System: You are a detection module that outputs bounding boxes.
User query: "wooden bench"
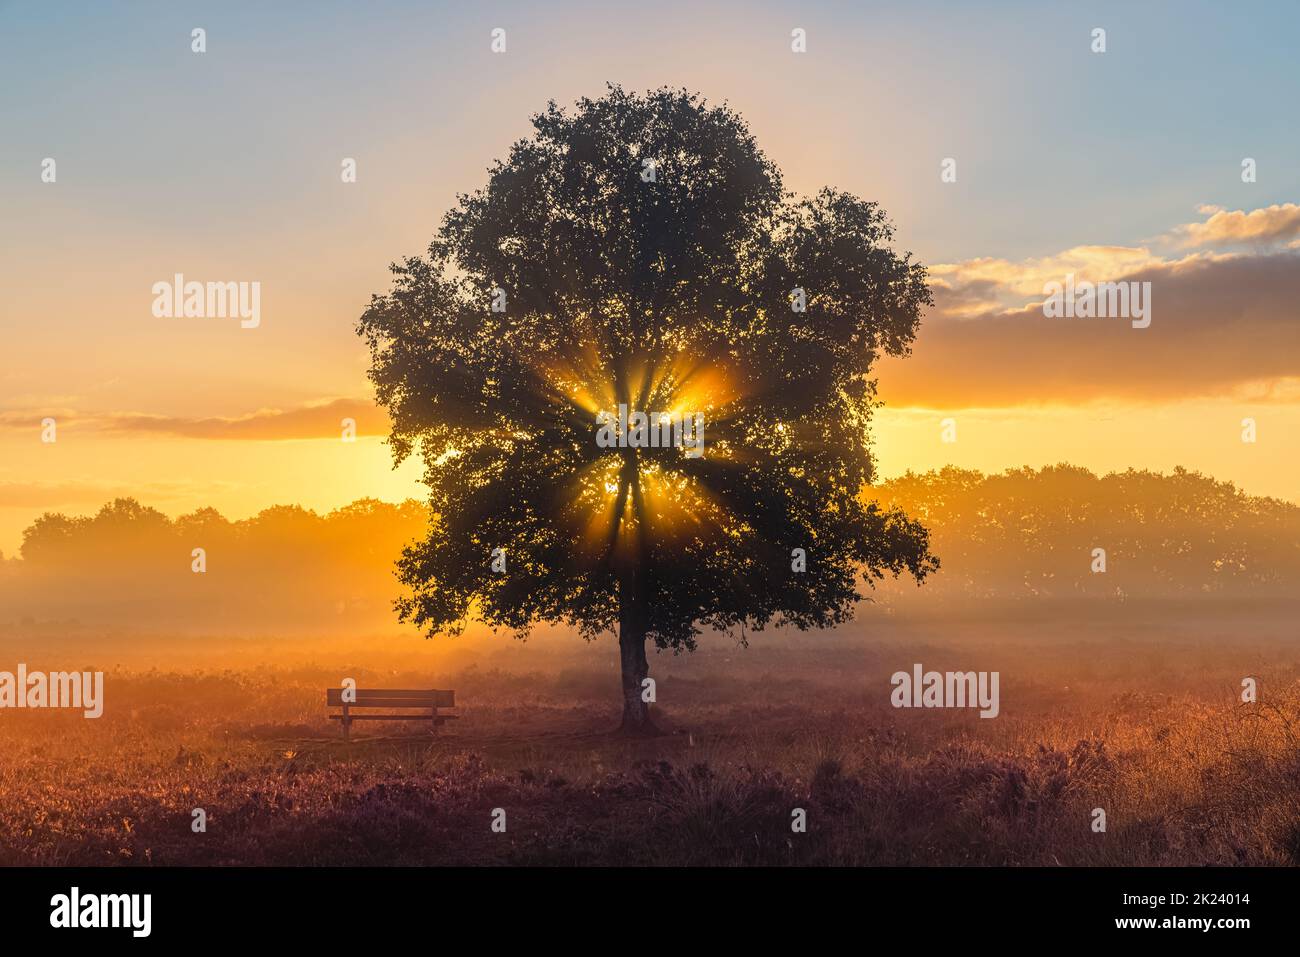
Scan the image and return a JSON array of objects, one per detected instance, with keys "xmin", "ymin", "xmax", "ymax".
[{"xmin": 326, "ymin": 688, "xmax": 457, "ymax": 740}]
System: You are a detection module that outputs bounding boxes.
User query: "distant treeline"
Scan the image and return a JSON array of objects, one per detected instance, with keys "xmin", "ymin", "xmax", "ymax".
[
  {"xmin": 871, "ymin": 465, "xmax": 1300, "ymax": 599},
  {"xmin": 0, "ymin": 498, "xmax": 429, "ymax": 633},
  {"xmin": 1, "ymin": 466, "xmax": 1296, "ymax": 632}
]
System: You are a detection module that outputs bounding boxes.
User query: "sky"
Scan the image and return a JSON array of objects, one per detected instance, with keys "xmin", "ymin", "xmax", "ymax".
[{"xmin": 1, "ymin": 0, "xmax": 1298, "ymax": 556}]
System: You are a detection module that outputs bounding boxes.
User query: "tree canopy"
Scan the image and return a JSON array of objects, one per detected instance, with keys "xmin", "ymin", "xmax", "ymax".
[{"xmin": 357, "ymin": 86, "xmax": 937, "ymax": 728}]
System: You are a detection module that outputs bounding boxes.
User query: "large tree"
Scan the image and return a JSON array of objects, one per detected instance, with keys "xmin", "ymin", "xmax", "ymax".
[{"xmin": 358, "ymin": 86, "xmax": 937, "ymax": 734}]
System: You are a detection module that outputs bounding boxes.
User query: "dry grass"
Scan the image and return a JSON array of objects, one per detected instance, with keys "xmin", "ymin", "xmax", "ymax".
[{"xmin": 1, "ymin": 609, "xmax": 1298, "ymax": 866}]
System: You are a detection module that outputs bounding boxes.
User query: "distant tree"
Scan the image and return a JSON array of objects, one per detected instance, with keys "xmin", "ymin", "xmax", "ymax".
[
  {"xmin": 358, "ymin": 86, "xmax": 938, "ymax": 732},
  {"xmin": 19, "ymin": 512, "xmax": 85, "ymax": 564}
]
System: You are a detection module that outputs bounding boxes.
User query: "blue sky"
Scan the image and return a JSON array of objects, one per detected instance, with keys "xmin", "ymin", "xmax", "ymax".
[{"xmin": 3, "ymin": 0, "xmax": 1298, "ymax": 266}]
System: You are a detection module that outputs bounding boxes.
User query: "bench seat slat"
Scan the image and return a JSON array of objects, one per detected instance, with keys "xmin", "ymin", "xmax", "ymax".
[
  {"xmin": 329, "ymin": 698, "xmax": 447, "ymax": 709},
  {"xmin": 326, "ymin": 689, "xmax": 454, "ymax": 707}
]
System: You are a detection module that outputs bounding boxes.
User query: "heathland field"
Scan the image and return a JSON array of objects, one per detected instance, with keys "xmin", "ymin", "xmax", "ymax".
[{"xmin": 2, "ymin": 600, "xmax": 1297, "ymax": 866}]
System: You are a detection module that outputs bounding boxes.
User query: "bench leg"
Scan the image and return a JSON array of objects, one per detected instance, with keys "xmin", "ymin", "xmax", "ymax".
[{"xmin": 342, "ymin": 704, "xmax": 351, "ymax": 742}]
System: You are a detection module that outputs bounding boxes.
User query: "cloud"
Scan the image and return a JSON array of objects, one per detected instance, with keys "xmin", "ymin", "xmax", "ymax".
[
  {"xmin": 877, "ymin": 204, "xmax": 1300, "ymax": 407},
  {"xmin": 1167, "ymin": 203, "xmax": 1300, "ymax": 249},
  {"xmin": 0, "ymin": 479, "xmax": 229, "ymax": 509},
  {"xmin": 931, "ymin": 245, "xmax": 1165, "ymax": 315},
  {"xmin": 928, "ymin": 206, "xmax": 1300, "ymax": 323},
  {"xmin": 879, "ymin": 250, "xmax": 1300, "ymax": 408},
  {"xmin": 0, "ymin": 398, "xmax": 385, "ymax": 440}
]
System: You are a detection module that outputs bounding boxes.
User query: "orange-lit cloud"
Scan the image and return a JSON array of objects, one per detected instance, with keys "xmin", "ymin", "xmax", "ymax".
[
  {"xmin": 930, "ymin": 245, "xmax": 1165, "ymax": 316},
  {"xmin": 0, "ymin": 398, "xmax": 385, "ymax": 441},
  {"xmin": 930, "ymin": 205, "xmax": 1300, "ymax": 323},
  {"xmin": 0, "ymin": 478, "xmax": 234, "ymax": 509},
  {"xmin": 1167, "ymin": 203, "xmax": 1300, "ymax": 248},
  {"xmin": 880, "ymin": 249, "xmax": 1300, "ymax": 408}
]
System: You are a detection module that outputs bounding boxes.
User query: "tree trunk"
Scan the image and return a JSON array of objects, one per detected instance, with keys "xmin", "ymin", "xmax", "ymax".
[
  {"xmin": 617, "ymin": 577, "xmax": 659, "ymax": 736},
  {"xmin": 614, "ymin": 437, "xmax": 660, "ymax": 736}
]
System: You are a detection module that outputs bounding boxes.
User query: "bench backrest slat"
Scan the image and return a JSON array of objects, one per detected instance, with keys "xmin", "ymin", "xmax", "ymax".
[{"xmin": 326, "ymin": 689, "xmax": 454, "ymax": 708}]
